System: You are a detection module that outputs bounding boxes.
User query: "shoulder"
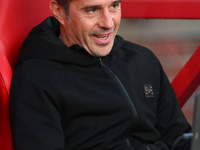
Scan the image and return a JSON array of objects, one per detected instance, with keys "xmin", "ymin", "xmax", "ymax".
[
  {"xmin": 119, "ymin": 39, "xmax": 161, "ymax": 66},
  {"xmin": 12, "ymin": 59, "xmax": 63, "ymax": 88},
  {"xmin": 123, "ymin": 40, "xmax": 155, "ymax": 56}
]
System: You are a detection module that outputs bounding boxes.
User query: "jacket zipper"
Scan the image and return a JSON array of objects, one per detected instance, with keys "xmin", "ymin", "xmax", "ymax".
[{"xmin": 97, "ymin": 58, "xmax": 138, "ymax": 124}]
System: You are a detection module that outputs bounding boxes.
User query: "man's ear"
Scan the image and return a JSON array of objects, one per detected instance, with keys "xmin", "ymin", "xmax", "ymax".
[{"xmin": 50, "ymin": 0, "xmax": 65, "ymax": 25}]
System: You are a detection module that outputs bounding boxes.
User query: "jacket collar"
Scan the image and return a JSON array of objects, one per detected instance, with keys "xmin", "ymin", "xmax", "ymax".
[{"xmin": 17, "ymin": 17, "xmax": 124, "ymax": 67}]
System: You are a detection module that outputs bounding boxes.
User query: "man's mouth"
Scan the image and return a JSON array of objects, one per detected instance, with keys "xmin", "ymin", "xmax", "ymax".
[
  {"xmin": 97, "ymin": 34, "xmax": 109, "ymax": 40},
  {"xmin": 92, "ymin": 32, "xmax": 112, "ymax": 45}
]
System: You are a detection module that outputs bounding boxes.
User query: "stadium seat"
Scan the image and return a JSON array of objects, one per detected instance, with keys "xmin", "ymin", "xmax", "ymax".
[{"xmin": 0, "ymin": 0, "xmax": 51, "ymax": 149}]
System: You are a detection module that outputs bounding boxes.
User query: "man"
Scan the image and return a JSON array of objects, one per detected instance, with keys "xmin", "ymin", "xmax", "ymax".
[{"xmin": 9, "ymin": 0, "xmax": 191, "ymax": 149}]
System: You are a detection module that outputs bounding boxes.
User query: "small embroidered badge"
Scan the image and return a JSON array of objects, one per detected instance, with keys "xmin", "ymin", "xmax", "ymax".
[{"xmin": 143, "ymin": 84, "xmax": 154, "ymax": 98}]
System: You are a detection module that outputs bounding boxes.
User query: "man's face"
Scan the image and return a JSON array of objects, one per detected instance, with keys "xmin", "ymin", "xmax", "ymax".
[{"xmin": 62, "ymin": 0, "xmax": 121, "ymax": 57}]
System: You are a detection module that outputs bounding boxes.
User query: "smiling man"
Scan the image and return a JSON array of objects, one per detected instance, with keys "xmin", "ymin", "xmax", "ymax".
[
  {"xmin": 52, "ymin": 0, "xmax": 121, "ymax": 56},
  {"xmin": 10, "ymin": 0, "xmax": 191, "ymax": 150}
]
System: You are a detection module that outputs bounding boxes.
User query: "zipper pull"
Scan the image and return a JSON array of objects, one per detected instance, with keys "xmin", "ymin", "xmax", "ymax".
[{"xmin": 97, "ymin": 58, "xmax": 106, "ymax": 69}]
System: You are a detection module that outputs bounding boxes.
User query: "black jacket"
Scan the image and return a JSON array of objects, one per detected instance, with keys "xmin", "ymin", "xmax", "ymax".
[{"xmin": 10, "ymin": 17, "xmax": 191, "ymax": 150}]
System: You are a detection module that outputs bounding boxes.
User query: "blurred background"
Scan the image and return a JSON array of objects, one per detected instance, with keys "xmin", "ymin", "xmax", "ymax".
[{"xmin": 118, "ymin": 19, "xmax": 200, "ymax": 125}]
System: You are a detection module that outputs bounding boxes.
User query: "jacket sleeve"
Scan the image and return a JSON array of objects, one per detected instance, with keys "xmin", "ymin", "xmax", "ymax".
[
  {"xmin": 130, "ymin": 137, "xmax": 170, "ymax": 150},
  {"xmin": 9, "ymin": 62, "xmax": 64, "ymax": 150},
  {"xmin": 154, "ymin": 66, "xmax": 191, "ymax": 149}
]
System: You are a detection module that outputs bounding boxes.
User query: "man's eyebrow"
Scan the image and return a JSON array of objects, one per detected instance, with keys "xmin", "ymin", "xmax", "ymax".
[
  {"xmin": 113, "ymin": 0, "xmax": 121, "ymax": 3},
  {"xmin": 81, "ymin": 5, "xmax": 101, "ymax": 10},
  {"xmin": 81, "ymin": 0, "xmax": 121, "ymax": 10},
  {"xmin": 110, "ymin": 0, "xmax": 121, "ymax": 5}
]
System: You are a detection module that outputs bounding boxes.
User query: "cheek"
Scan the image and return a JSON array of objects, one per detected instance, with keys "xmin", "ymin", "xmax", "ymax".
[
  {"xmin": 113, "ymin": 12, "xmax": 121, "ymax": 26},
  {"xmin": 69, "ymin": 21, "xmax": 83, "ymax": 38},
  {"xmin": 115, "ymin": 17, "xmax": 121, "ymax": 26},
  {"xmin": 72, "ymin": 17, "xmax": 93, "ymax": 34},
  {"xmin": 79, "ymin": 24, "xmax": 96, "ymax": 42}
]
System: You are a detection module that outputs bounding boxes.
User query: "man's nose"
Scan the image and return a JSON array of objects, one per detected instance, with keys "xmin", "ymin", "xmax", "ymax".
[{"xmin": 98, "ymin": 9, "xmax": 114, "ymax": 29}]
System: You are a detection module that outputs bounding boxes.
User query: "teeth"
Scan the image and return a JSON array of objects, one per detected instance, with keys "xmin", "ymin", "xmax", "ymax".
[{"xmin": 98, "ymin": 35, "xmax": 108, "ymax": 39}]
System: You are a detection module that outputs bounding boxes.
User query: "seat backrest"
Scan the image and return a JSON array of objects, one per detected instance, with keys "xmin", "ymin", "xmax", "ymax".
[
  {"xmin": 0, "ymin": 0, "xmax": 51, "ymax": 149},
  {"xmin": 0, "ymin": 0, "xmax": 52, "ymax": 69},
  {"xmin": 0, "ymin": 48, "xmax": 13, "ymax": 150}
]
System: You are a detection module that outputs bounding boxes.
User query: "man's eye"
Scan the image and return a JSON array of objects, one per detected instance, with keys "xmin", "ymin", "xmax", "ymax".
[
  {"xmin": 111, "ymin": 2, "xmax": 120, "ymax": 9},
  {"xmin": 87, "ymin": 8, "xmax": 98, "ymax": 13}
]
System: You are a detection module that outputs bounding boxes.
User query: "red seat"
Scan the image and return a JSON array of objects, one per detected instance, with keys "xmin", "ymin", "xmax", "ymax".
[
  {"xmin": 0, "ymin": 0, "xmax": 51, "ymax": 149},
  {"xmin": 0, "ymin": 47, "xmax": 13, "ymax": 150}
]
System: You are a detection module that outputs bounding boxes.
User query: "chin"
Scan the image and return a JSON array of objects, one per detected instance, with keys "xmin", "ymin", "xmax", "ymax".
[
  {"xmin": 96, "ymin": 48, "xmax": 112, "ymax": 57},
  {"xmin": 88, "ymin": 42, "xmax": 114, "ymax": 57}
]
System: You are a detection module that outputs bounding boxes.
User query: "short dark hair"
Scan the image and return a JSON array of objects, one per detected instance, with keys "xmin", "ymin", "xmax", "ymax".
[{"xmin": 56, "ymin": 0, "xmax": 73, "ymax": 17}]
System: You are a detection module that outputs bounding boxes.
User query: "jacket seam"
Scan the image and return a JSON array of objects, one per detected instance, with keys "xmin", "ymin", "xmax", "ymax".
[{"xmin": 56, "ymin": 67, "xmax": 65, "ymax": 115}]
